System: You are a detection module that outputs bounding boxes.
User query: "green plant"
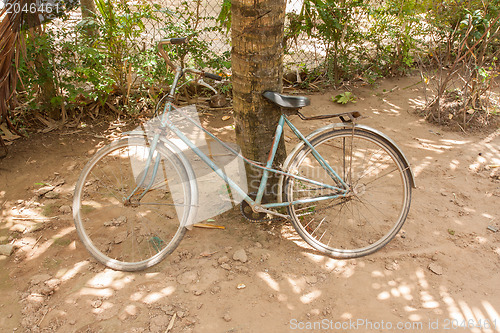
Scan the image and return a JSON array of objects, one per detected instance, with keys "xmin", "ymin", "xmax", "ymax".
[
  {"xmin": 16, "ymin": 0, "xmax": 167, "ymax": 116},
  {"xmin": 218, "ymin": 81, "xmax": 232, "ymax": 95},
  {"xmin": 367, "ymin": 0, "xmax": 429, "ymax": 75},
  {"xmin": 301, "ymin": 0, "xmax": 367, "ymax": 85},
  {"xmin": 160, "ymin": 1, "xmax": 230, "ymax": 72},
  {"xmin": 419, "ymin": 4, "xmax": 500, "ymax": 130},
  {"xmin": 78, "ymin": 0, "xmax": 165, "ymax": 104},
  {"xmin": 17, "ymin": 28, "xmax": 60, "ymax": 117},
  {"xmin": 217, "ymin": 0, "xmax": 232, "ymax": 31},
  {"xmin": 286, "ymin": 0, "xmax": 428, "ymax": 84},
  {"xmin": 16, "ymin": 0, "xmax": 197, "ymax": 118},
  {"xmin": 332, "ymin": 92, "xmax": 357, "ymax": 104},
  {"xmin": 11, "ymin": 0, "xmax": 500, "ymax": 129}
]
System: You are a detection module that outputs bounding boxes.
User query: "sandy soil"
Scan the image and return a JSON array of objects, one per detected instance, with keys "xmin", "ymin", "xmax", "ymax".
[{"xmin": 1, "ymin": 75, "xmax": 499, "ymax": 333}]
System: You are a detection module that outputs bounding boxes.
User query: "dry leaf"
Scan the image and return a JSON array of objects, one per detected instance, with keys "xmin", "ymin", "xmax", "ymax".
[
  {"xmin": 0, "ymin": 124, "xmax": 20, "ymax": 141},
  {"xmin": 222, "ymin": 115, "xmax": 231, "ymax": 121}
]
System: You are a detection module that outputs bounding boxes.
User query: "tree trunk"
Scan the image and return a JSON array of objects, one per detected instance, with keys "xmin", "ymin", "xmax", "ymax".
[
  {"xmin": 81, "ymin": 0, "xmax": 98, "ymax": 18},
  {"xmin": 0, "ymin": 1, "xmax": 23, "ymax": 157},
  {"xmin": 231, "ymin": 0, "xmax": 287, "ymax": 200},
  {"xmin": 80, "ymin": 0, "xmax": 98, "ymax": 37}
]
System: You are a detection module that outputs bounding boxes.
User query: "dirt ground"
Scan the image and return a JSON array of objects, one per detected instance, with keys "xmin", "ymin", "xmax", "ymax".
[{"xmin": 1, "ymin": 75, "xmax": 499, "ymax": 333}]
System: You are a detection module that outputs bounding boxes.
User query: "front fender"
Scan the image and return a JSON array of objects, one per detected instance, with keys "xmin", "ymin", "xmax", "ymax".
[{"xmin": 277, "ymin": 123, "xmax": 416, "ymax": 203}]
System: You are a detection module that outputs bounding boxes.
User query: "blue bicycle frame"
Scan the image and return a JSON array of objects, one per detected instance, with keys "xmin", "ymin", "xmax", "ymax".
[{"xmin": 126, "ymin": 71, "xmax": 350, "ymax": 217}]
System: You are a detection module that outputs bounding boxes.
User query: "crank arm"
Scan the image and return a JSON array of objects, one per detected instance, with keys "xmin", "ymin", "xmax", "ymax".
[{"xmin": 253, "ymin": 206, "xmax": 290, "ymax": 220}]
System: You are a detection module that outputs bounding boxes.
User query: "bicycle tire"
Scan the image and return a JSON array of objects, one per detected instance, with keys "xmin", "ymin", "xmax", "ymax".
[
  {"xmin": 73, "ymin": 136, "xmax": 193, "ymax": 271},
  {"xmin": 284, "ymin": 128, "xmax": 412, "ymax": 258}
]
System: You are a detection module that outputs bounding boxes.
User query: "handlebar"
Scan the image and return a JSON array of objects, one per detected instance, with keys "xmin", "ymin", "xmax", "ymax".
[
  {"xmin": 170, "ymin": 37, "xmax": 188, "ymax": 45},
  {"xmin": 157, "ymin": 38, "xmax": 181, "ymax": 70},
  {"xmin": 157, "ymin": 37, "xmax": 223, "ymax": 81},
  {"xmin": 204, "ymin": 72, "xmax": 223, "ymax": 81}
]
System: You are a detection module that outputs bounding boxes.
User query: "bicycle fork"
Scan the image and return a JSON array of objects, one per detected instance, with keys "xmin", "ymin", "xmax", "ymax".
[
  {"xmin": 124, "ymin": 70, "xmax": 184, "ymax": 206},
  {"xmin": 123, "ymin": 132, "xmax": 163, "ymax": 206}
]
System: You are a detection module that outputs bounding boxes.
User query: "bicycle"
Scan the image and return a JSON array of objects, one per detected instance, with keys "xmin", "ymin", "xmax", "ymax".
[{"xmin": 73, "ymin": 37, "xmax": 416, "ymax": 271}]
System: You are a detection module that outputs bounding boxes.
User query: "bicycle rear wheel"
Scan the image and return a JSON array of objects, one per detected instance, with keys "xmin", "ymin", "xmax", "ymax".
[
  {"xmin": 284, "ymin": 128, "xmax": 412, "ymax": 258},
  {"xmin": 73, "ymin": 137, "xmax": 193, "ymax": 271}
]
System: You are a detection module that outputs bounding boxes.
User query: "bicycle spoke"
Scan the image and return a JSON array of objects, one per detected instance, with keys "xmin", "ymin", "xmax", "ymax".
[
  {"xmin": 362, "ymin": 167, "xmax": 400, "ymax": 189},
  {"xmin": 354, "ymin": 195, "xmax": 393, "ymax": 226},
  {"xmin": 311, "ymin": 217, "xmax": 326, "ymax": 236},
  {"xmin": 351, "ymin": 199, "xmax": 381, "ymax": 235},
  {"xmin": 89, "ymin": 170, "xmax": 125, "ymax": 202},
  {"xmin": 354, "ymin": 149, "xmax": 391, "ymax": 185},
  {"xmin": 318, "ymin": 229, "xmax": 327, "ymax": 242},
  {"xmin": 74, "ymin": 139, "xmax": 191, "ymax": 271},
  {"xmin": 348, "ymin": 129, "xmax": 355, "ymax": 184},
  {"xmin": 286, "ymin": 129, "xmax": 411, "ymax": 257}
]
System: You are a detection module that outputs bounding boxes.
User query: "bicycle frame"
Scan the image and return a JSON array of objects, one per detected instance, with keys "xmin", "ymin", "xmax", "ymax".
[{"xmin": 127, "ymin": 69, "xmax": 350, "ymax": 217}]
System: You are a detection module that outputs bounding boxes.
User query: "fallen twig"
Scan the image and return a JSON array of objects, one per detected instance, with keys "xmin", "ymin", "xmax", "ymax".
[
  {"xmin": 32, "ymin": 235, "xmax": 42, "ymax": 249},
  {"xmin": 165, "ymin": 313, "xmax": 176, "ymax": 333},
  {"xmin": 193, "ymin": 223, "xmax": 225, "ymax": 230}
]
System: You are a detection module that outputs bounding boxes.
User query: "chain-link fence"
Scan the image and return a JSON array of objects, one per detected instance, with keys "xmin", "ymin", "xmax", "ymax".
[
  {"xmin": 3, "ymin": 0, "xmax": 325, "ymax": 124},
  {"xmin": 283, "ymin": 0, "xmax": 324, "ymax": 69},
  {"xmin": 141, "ymin": 0, "xmax": 323, "ymax": 71}
]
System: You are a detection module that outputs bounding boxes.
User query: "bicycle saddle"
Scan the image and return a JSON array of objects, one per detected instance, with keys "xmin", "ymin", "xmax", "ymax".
[{"xmin": 263, "ymin": 91, "xmax": 311, "ymax": 108}]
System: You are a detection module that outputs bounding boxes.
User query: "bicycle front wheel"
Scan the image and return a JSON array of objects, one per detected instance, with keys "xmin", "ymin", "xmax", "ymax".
[
  {"xmin": 284, "ymin": 128, "xmax": 412, "ymax": 258},
  {"xmin": 73, "ymin": 137, "xmax": 193, "ymax": 271}
]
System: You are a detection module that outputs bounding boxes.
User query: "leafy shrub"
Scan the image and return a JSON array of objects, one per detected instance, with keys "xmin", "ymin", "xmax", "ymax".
[{"xmin": 16, "ymin": 0, "xmax": 228, "ymax": 119}]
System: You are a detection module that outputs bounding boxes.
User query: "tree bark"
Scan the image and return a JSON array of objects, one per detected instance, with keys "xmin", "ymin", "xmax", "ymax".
[
  {"xmin": 0, "ymin": 1, "xmax": 23, "ymax": 157},
  {"xmin": 81, "ymin": 0, "xmax": 97, "ymax": 18},
  {"xmin": 231, "ymin": 0, "xmax": 287, "ymax": 199},
  {"xmin": 80, "ymin": 0, "xmax": 98, "ymax": 37}
]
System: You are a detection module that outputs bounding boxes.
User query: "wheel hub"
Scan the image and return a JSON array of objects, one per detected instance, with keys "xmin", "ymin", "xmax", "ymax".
[
  {"xmin": 352, "ymin": 183, "xmax": 366, "ymax": 196},
  {"xmin": 123, "ymin": 197, "xmax": 140, "ymax": 207}
]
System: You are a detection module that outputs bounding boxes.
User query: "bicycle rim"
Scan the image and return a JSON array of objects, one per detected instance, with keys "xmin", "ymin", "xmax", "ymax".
[
  {"xmin": 73, "ymin": 137, "xmax": 191, "ymax": 271},
  {"xmin": 284, "ymin": 129, "xmax": 411, "ymax": 258}
]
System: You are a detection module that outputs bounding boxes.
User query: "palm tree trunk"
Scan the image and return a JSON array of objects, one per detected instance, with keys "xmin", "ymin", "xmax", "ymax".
[
  {"xmin": 0, "ymin": 0, "xmax": 24, "ymax": 157},
  {"xmin": 231, "ymin": 0, "xmax": 287, "ymax": 199}
]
